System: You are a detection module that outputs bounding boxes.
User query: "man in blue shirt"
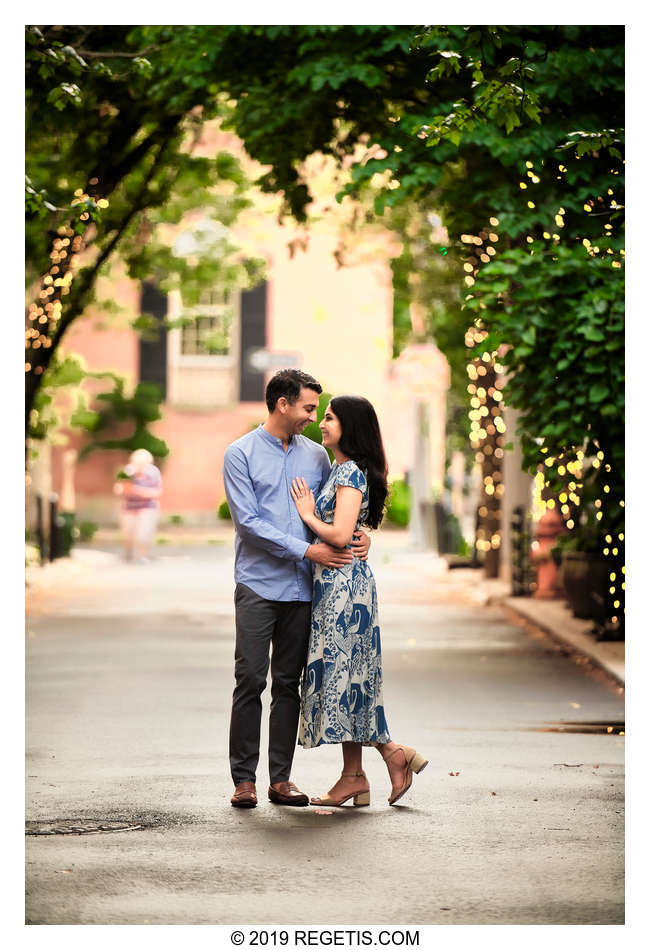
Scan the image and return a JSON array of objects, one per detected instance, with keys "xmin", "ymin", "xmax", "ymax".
[{"xmin": 223, "ymin": 369, "xmax": 370, "ymax": 808}]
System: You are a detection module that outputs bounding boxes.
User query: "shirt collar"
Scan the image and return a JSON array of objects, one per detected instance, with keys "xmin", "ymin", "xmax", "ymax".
[{"xmin": 256, "ymin": 423, "xmax": 295, "ymax": 450}]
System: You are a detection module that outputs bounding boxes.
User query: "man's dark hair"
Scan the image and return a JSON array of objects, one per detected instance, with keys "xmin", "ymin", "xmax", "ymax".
[{"xmin": 265, "ymin": 369, "xmax": 322, "ymax": 412}]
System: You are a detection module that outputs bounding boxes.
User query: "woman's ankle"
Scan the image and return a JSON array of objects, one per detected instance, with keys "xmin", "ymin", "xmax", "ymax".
[{"xmin": 376, "ymin": 741, "xmax": 396, "ymax": 759}]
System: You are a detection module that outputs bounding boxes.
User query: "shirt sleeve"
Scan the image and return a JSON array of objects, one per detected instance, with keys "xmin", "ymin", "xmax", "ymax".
[
  {"xmin": 335, "ymin": 460, "xmax": 367, "ymax": 493},
  {"xmin": 223, "ymin": 445, "xmax": 310, "ymax": 561}
]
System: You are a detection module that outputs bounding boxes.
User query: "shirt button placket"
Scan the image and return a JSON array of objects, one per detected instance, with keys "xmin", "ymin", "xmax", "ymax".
[{"xmin": 284, "ymin": 448, "xmax": 300, "ymax": 599}]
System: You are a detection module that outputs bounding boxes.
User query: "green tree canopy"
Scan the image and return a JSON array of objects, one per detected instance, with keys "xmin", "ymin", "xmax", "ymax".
[
  {"xmin": 204, "ymin": 24, "xmax": 624, "ymax": 620},
  {"xmin": 25, "ymin": 24, "xmax": 265, "ymax": 447}
]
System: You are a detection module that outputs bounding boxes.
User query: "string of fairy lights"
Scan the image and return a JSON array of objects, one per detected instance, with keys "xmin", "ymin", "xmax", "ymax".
[
  {"xmin": 461, "ymin": 218, "xmax": 507, "ymax": 564},
  {"xmin": 25, "ymin": 184, "xmax": 109, "ymax": 503},
  {"xmin": 531, "ymin": 442, "xmax": 625, "ymax": 627},
  {"xmin": 25, "ymin": 186, "xmax": 108, "ymax": 381},
  {"xmin": 460, "ymin": 156, "xmax": 624, "ymax": 630}
]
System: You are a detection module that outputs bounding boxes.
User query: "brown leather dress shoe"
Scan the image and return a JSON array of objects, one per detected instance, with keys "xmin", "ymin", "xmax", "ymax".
[
  {"xmin": 231, "ymin": 781, "xmax": 257, "ymax": 808},
  {"xmin": 268, "ymin": 781, "xmax": 309, "ymax": 806}
]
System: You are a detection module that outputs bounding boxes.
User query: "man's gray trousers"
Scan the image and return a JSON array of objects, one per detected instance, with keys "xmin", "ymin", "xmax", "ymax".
[{"xmin": 229, "ymin": 582, "xmax": 311, "ymax": 785}]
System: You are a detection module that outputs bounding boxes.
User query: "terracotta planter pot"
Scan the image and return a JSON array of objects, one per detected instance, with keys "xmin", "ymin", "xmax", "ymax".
[
  {"xmin": 561, "ymin": 551, "xmax": 609, "ymax": 620},
  {"xmin": 531, "ymin": 508, "xmax": 566, "ymax": 599}
]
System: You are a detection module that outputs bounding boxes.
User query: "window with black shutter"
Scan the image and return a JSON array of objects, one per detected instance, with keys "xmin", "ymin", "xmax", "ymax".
[
  {"xmin": 139, "ymin": 281, "xmax": 168, "ymax": 399},
  {"xmin": 239, "ymin": 281, "xmax": 267, "ymax": 402}
]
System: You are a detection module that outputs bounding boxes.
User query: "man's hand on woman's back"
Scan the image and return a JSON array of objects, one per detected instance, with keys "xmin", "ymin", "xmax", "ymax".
[
  {"xmin": 350, "ymin": 530, "xmax": 371, "ymax": 561},
  {"xmin": 305, "ymin": 544, "xmax": 354, "ymax": 569}
]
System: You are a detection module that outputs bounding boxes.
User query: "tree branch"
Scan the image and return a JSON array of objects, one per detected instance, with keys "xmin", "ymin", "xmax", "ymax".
[
  {"xmin": 52, "ymin": 131, "xmax": 178, "ymax": 349},
  {"xmin": 26, "ymin": 125, "xmax": 181, "ymax": 434},
  {"xmin": 88, "ymin": 116, "xmax": 181, "ymax": 197},
  {"xmin": 76, "ymin": 45, "xmax": 160, "ymax": 60}
]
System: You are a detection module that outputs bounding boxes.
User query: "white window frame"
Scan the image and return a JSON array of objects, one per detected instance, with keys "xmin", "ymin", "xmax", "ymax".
[{"xmin": 167, "ymin": 288, "xmax": 241, "ymax": 370}]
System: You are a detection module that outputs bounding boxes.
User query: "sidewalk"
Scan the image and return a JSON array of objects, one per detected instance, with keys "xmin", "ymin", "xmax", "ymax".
[
  {"xmin": 502, "ymin": 596, "xmax": 624, "ymax": 686},
  {"xmin": 432, "ymin": 566, "xmax": 625, "ymax": 688},
  {"xmin": 26, "ymin": 524, "xmax": 624, "ymax": 685}
]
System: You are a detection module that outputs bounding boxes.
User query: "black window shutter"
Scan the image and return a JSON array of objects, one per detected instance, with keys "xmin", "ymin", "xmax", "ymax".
[
  {"xmin": 139, "ymin": 281, "xmax": 168, "ymax": 399},
  {"xmin": 239, "ymin": 281, "xmax": 267, "ymax": 401}
]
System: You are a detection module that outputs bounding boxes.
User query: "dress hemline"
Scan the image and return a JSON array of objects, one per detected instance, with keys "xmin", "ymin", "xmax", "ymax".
[{"xmin": 298, "ymin": 732, "xmax": 391, "ymax": 750}]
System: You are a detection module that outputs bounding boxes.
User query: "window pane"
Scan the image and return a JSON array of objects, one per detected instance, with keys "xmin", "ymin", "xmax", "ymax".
[{"xmin": 180, "ymin": 300, "xmax": 234, "ymax": 356}]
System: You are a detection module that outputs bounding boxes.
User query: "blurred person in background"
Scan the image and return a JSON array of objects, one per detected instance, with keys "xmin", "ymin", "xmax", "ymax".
[
  {"xmin": 113, "ymin": 448, "xmax": 162, "ymax": 563},
  {"xmin": 291, "ymin": 395, "xmax": 428, "ymax": 807}
]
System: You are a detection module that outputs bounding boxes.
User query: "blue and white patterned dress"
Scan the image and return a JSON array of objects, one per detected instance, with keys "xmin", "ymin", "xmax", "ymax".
[{"xmin": 298, "ymin": 459, "xmax": 391, "ymax": 748}]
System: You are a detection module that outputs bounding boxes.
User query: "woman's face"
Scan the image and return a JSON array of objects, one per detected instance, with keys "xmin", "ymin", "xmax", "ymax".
[{"xmin": 319, "ymin": 404, "xmax": 342, "ymax": 450}]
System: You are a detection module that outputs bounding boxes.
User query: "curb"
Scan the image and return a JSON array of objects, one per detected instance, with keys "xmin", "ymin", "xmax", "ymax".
[{"xmin": 503, "ymin": 596, "xmax": 625, "ymax": 686}]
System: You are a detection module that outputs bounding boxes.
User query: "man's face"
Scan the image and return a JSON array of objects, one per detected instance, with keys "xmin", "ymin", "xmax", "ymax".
[{"xmin": 281, "ymin": 387, "xmax": 320, "ymax": 436}]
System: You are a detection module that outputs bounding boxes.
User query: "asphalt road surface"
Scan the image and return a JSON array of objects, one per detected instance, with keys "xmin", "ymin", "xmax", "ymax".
[{"xmin": 26, "ymin": 533, "xmax": 625, "ymax": 925}]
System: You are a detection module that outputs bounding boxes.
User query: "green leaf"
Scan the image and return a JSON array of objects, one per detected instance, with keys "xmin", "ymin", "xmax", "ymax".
[
  {"xmin": 504, "ymin": 111, "xmax": 519, "ymax": 135},
  {"xmin": 589, "ymin": 383, "xmax": 609, "ymax": 403},
  {"xmin": 46, "ymin": 356, "xmax": 86, "ymax": 388},
  {"xmin": 70, "ymin": 406, "xmax": 100, "ymax": 431}
]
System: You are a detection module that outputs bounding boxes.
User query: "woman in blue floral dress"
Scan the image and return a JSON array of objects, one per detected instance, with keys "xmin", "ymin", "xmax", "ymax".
[{"xmin": 290, "ymin": 395, "xmax": 428, "ymax": 807}]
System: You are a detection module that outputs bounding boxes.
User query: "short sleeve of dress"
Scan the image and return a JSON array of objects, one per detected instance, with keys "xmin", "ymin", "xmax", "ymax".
[{"xmin": 334, "ymin": 460, "xmax": 367, "ymax": 493}]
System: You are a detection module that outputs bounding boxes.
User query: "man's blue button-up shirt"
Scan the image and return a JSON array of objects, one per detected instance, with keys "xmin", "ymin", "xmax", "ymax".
[{"xmin": 223, "ymin": 424, "xmax": 332, "ymax": 602}]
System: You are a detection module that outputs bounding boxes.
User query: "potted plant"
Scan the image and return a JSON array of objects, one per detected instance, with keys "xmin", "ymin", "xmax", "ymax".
[{"xmin": 552, "ymin": 513, "xmax": 608, "ymax": 621}]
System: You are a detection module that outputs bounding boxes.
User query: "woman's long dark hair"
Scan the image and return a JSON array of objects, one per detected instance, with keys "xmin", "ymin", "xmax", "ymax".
[{"xmin": 329, "ymin": 395, "xmax": 388, "ymax": 529}]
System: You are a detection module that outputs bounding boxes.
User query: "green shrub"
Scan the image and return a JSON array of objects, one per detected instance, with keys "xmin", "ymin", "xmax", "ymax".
[
  {"xmin": 57, "ymin": 511, "xmax": 76, "ymax": 556},
  {"xmin": 446, "ymin": 511, "xmax": 466, "ymax": 555},
  {"xmin": 78, "ymin": 520, "xmax": 98, "ymax": 543},
  {"xmin": 218, "ymin": 499, "xmax": 231, "ymax": 520},
  {"xmin": 385, "ymin": 478, "xmax": 411, "ymax": 527},
  {"xmin": 167, "ymin": 514, "xmax": 184, "ymax": 525}
]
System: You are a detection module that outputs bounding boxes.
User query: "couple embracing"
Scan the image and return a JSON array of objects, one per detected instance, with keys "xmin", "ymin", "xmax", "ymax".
[{"xmin": 223, "ymin": 369, "xmax": 427, "ymax": 810}]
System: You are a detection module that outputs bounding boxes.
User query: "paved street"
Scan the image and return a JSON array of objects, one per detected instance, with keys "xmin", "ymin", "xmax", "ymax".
[{"xmin": 25, "ymin": 530, "xmax": 625, "ymax": 925}]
